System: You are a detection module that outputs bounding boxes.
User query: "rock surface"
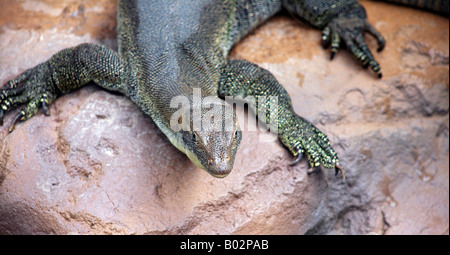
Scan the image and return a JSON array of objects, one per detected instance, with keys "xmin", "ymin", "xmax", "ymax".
[{"xmin": 0, "ymin": 1, "xmax": 448, "ymax": 235}]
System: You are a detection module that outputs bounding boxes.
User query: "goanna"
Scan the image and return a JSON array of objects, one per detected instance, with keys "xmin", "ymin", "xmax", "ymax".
[{"xmin": 1, "ymin": 0, "xmax": 447, "ymax": 178}]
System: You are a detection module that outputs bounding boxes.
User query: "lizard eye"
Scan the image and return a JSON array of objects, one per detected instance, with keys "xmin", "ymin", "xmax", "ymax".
[
  {"xmin": 235, "ymin": 129, "xmax": 242, "ymax": 143},
  {"xmin": 233, "ymin": 130, "xmax": 240, "ymax": 139},
  {"xmin": 192, "ymin": 132, "xmax": 198, "ymax": 143}
]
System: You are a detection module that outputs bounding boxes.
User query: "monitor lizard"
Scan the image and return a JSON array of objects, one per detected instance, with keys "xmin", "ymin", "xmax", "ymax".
[{"xmin": 1, "ymin": 0, "xmax": 448, "ymax": 178}]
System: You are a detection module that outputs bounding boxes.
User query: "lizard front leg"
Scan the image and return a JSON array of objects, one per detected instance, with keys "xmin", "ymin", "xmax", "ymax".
[
  {"xmin": 1, "ymin": 43, "xmax": 125, "ymax": 132},
  {"xmin": 218, "ymin": 59, "xmax": 344, "ymax": 179}
]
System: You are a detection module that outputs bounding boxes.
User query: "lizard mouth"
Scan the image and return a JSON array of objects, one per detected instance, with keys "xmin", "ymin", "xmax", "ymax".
[
  {"xmin": 210, "ymin": 172, "xmax": 230, "ymax": 178},
  {"xmin": 206, "ymin": 166, "xmax": 231, "ymax": 178}
]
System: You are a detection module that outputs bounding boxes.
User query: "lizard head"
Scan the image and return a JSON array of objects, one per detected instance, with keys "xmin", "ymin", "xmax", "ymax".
[{"xmin": 174, "ymin": 97, "xmax": 241, "ymax": 178}]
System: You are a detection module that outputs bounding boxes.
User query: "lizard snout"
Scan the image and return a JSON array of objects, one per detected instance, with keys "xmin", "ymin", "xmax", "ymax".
[{"xmin": 207, "ymin": 156, "xmax": 232, "ymax": 178}]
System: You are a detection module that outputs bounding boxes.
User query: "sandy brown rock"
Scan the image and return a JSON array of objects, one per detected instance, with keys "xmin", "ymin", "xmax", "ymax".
[{"xmin": 0, "ymin": 1, "xmax": 448, "ymax": 234}]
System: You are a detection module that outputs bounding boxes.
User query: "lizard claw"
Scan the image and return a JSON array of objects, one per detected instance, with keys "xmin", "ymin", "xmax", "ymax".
[
  {"xmin": 307, "ymin": 166, "xmax": 321, "ymax": 175},
  {"xmin": 0, "ymin": 109, "xmax": 4, "ymax": 126},
  {"xmin": 330, "ymin": 51, "xmax": 336, "ymax": 61},
  {"xmin": 289, "ymin": 153, "xmax": 303, "ymax": 166},
  {"xmin": 42, "ymin": 100, "xmax": 51, "ymax": 116},
  {"xmin": 335, "ymin": 163, "xmax": 346, "ymax": 180},
  {"xmin": 9, "ymin": 111, "xmax": 24, "ymax": 133}
]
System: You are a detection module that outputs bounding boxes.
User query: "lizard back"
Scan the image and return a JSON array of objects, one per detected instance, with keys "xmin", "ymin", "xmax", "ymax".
[{"xmin": 117, "ymin": 0, "xmax": 281, "ymax": 122}]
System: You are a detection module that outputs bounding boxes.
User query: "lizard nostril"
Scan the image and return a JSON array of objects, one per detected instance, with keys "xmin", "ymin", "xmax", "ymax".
[{"xmin": 208, "ymin": 158, "xmax": 214, "ymax": 165}]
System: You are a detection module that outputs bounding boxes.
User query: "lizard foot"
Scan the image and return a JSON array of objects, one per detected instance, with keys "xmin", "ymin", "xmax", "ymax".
[
  {"xmin": 282, "ymin": 115, "xmax": 344, "ymax": 180},
  {"xmin": 1, "ymin": 62, "xmax": 58, "ymax": 132},
  {"xmin": 321, "ymin": 7, "xmax": 385, "ymax": 78}
]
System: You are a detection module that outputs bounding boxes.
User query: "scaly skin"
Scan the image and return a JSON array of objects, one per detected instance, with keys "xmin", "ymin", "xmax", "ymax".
[{"xmin": 1, "ymin": 0, "xmax": 446, "ymax": 178}]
